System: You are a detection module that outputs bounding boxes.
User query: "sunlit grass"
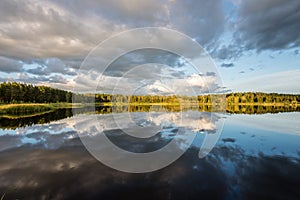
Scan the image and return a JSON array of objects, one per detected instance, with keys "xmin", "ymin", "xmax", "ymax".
[{"xmin": 0, "ymin": 104, "xmax": 53, "ymax": 115}]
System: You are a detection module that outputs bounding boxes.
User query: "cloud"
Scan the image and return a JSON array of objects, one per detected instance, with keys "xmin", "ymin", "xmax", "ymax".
[
  {"xmin": 211, "ymin": 0, "xmax": 300, "ymax": 60},
  {"xmin": 0, "ymin": 0, "xmax": 228, "ymax": 89},
  {"xmin": 234, "ymin": 0, "xmax": 300, "ymax": 51},
  {"xmin": 211, "ymin": 44, "xmax": 243, "ymax": 60},
  {"xmin": 1, "ymin": 0, "xmax": 297, "ymax": 94},
  {"xmin": 0, "ymin": 0, "xmax": 225, "ymax": 61},
  {"xmin": 53, "ymin": 0, "xmax": 170, "ymax": 27},
  {"xmin": 205, "ymin": 72, "xmax": 216, "ymax": 76},
  {"xmin": 221, "ymin": 63, "xmax": 234, "ymax": 68},
  {"xmin": 0, "ymin": 56, "xmax": 23, "ymax": 73},
  {"xmin": 73, "ymin": 69, "xmax": 224, "ymax": 95},
  {"xmin": 26, "ymin": 66, "xmax": 49, "ymax": 76},
  {"xmin": 2, "ymin": 72, "xmax": 72, "ymax": 91},
  {"xmin": 168, "ymin": 0, "xmax": 225, "ymax": 44},
  {"xmin": 145, "ymin": 73, "xmax": 224, "ymax": 95},
  {"xmin": 102, "ymin": 49, "xmax": 182, "ymax": 78},
  {"xmin": 17, "ymin": 73, "xmax": 68, "ymax": 84}
]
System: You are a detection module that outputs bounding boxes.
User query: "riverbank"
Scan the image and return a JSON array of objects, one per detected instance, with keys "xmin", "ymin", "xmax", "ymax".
[
  {"xmin": 1, "ymin": 101, "xmax": 298, "ymax": 112},
  {"xmin": 0, "ymin": 103, "xmax": 87, "ymax": 116}
]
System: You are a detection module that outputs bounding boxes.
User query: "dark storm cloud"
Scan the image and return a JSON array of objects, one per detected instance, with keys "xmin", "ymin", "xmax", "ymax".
[
  {"xmin": 235, "ymin": 0, "xmax": 300, "ymax": 51},
  {"xmin": 221, "ymin": 63, "xmax": 234, "ymax": 68}
]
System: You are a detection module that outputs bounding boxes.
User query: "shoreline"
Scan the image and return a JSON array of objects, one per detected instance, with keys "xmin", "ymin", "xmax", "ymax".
[{"xmin": 1, "ymin": 102, "xmax": 299, "ymax": 108}]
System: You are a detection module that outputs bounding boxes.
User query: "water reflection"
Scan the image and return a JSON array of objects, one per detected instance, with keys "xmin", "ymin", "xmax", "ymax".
[
  {"xmin": 0, "ymin": 104, "xmax": 299, "ymax": 130},
  {"xmin": 0, "ymin": 144, "xmax": 299, "ymax": 199},
  {"xmin": 0, "ymin": 107, "xmax": 299, "ymax": 199},
  {"xmin": 0, "ymin": 109, "xmax": 73, "ymax": 130}
]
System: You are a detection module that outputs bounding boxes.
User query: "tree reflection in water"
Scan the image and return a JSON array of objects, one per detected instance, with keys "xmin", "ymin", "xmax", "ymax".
[{"xmin": 0, "ymin": 104, "xmax": 299, "ymax": 130}]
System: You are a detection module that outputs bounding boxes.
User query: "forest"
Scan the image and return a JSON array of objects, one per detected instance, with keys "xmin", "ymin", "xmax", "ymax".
[
  {"xmin": 0, "ymin": 82, "xmax": 72, "ymax": 103},
  {"xmin": 0, "ymin": 82, "xmax": 299, "ymax": 105}
]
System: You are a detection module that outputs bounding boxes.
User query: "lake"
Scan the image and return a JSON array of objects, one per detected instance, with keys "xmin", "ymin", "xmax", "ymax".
[{"xmin": 0, "ymin": 107, "xmax": 299, "ymax": 199}]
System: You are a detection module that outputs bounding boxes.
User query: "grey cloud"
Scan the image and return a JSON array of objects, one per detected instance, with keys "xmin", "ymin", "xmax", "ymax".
[
  {"xmin": 211, "ymin": 44, "xmax": 243, "ymax": 60},
  {"xmin": 221, "ymin": 63, "xmax": 234, "ymax": 68},
  {"xmin": 53, "ymin": 0, "xmax": 170, "ymax": 27},
  {"xmin": 206, "ymin": 72, "xmax": 216, "ymax": 77},
  {"xmin": 47, "ymin": 75, "xmax": 68, "ymax": 84},
  {"xmin": 25, "ymin": 58, "xmax": 77, "ymax": 76},
  {"xmin": 169, "ymin": 0, "xmax": 225, "ymax": 45},
  {"xmin": 103, "ymin": 49, "xmax": 185, "ymax": 78},
  {"xmin": 0, "ymin": 0, "xmax": 227, "ymax": 89},
  {"xmin": 234, "ymin": 0, "xmax": 300, "ymax": 51},
  {"xmin": 43, "ymin": 58, "xmax": 77, "ymax": 76},
  {"xmin": 239, "ymin": 71, "xmax": 245, "ymax": 74},
  {"xmin": 200, "ymin": 72, "xmax": 216, "ymax": 77},
  {"xmin": 0, "ymin": 0, "xmax": 226, "ymax": 61},
  {"xmin": 16, "ymin": 73, "xmax": 68, "ymax": 85},
  {"xmin": 54, "ymin": 0, "xmax": 226, "ymax": 45},
  {"xmin": 26, "ymin": 66, "xmax": 49, "ymax": 76},
  {"xmin": 0, "ymin": 0, "xmax": 113, "ymax": 60},
  {"xmin": 294, "ymin": 50, "xmax": 299, "ymax": 55},
  {"xmin": 0, "ymin": 57, "xmax": 23, "ymax": 73}
]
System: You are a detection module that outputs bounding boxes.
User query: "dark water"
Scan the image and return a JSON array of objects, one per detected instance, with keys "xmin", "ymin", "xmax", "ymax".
[{"xmin": 0, "ymin": 108, "xmax": 299, "ymax": 200}]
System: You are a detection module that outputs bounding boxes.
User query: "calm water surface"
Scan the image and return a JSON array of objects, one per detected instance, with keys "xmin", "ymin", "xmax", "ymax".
[{"xmin": 0, "ymin": 108, "xmax": 299, "ymax": 200}]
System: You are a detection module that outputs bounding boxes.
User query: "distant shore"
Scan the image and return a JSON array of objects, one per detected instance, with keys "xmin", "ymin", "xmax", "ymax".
[{"xmin": 0, "ymin": 102, "xmax": 298, "ymax": 113}]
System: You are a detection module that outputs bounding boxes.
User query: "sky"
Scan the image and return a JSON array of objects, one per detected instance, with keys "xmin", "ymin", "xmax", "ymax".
[{"xmin": 0, "ymin": 0, "xmax": 299, "ymax": 94}]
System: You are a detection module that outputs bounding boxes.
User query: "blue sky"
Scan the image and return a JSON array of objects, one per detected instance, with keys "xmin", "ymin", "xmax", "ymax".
[{"xmin": 0, "ymin": 0, "xmax": 299, "ymax": 94}]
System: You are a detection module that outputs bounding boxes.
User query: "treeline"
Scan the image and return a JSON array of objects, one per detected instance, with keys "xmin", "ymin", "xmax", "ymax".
[
  {"xmin": 95, "ymin": 94, "xmax": 199, "ymax": 104},
  {"xmin": 96, "ymin": 93, "xmax": 299, "ymax": 105},
  {"xmin": 226, "ymin": 92, "xmax": 299, "ymax": 105},
  {"xmin": 0, "ymin": 82, "xmax": 72, "ymax": 103},
  {"xmin": 0, "ymin": 82, "xmax": 93, "ymax": 104},
  {"xmin": 1, "ymin": 82, "xmax": 299, "ymax": 105}
]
